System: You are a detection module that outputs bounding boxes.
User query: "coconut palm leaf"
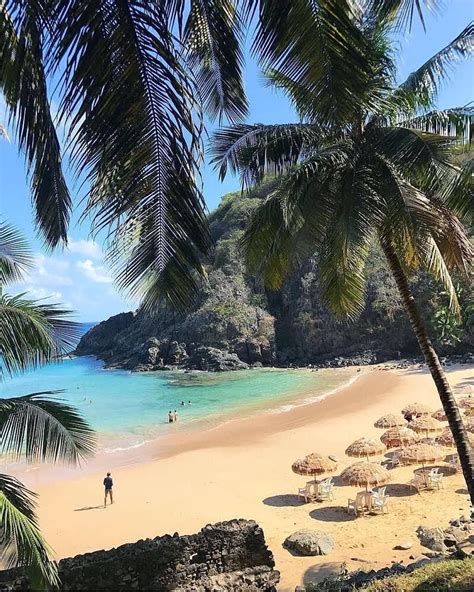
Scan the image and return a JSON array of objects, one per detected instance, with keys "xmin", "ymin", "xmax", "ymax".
[
  {"xmin": 184, "ymin": 0, "xmax": 247, "ymax": 123},
  {"xmin": 48, "ymin": 0, "xmax": 211, "ymax": 310},
  {"xmin": 0, "ymin": 0, "xmax": 71, "ymax": 248},
  {"xmin": 0, "ymin": 293, "xmax": 80, "ymax": 377},
  {"xmin": 0, "ymin": 391, "xmax": 95, "ymax": 464},
  {"xmin": 394, "ymin": 23, "xmax": 474, "ymax": 113},
  {"xmin": 369, "ymin": 0, "xmax": 442, "ymax": 31},
  {"xmin": 211, "ymin": 123, "xmax": 323, "ymax": 183},
  {"xmin": 0, "ymin": 222, "xmax": 32, "ymax": 284},
  {"xmin": 247, "ymin": 0, "xmax": 373, "ymax": 127},
  {"xmin": 0, "ymin": 473, "xmax": 59, "ymax": 588}
]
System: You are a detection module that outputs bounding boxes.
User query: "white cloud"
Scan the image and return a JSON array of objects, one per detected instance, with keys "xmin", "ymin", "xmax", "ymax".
[
  {"xmin": 22, "ymin": 253, "xmax": 72, "ymax": 287},
  {"xmin": 76, "ymin": 259, "xmax": 113, "ymax": 284},
  {"xmin": 68, "ymin": 238, "xmax": 103, "ymax": 259},
  {"xmin": 22, "ymin": 287, "xmax": 63, "ymax": 301}
]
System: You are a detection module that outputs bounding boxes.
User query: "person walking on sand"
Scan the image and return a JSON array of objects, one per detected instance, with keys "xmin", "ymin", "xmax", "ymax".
[{"xmin": 103, "ymin": 472, "xmax": 113, "ymax": 507}]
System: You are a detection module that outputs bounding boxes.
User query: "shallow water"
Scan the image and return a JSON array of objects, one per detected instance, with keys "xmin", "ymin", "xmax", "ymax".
[{"xmin": 3, "ymin": 326, "xmax": 356, "ymax": 453}]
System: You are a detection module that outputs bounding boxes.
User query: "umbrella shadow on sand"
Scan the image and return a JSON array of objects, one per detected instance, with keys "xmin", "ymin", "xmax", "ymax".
[
  {"xmin": 309, "ymin": 506, "xmax": 354, "ymax": 523},
  {"xmin": 384, "ymin": 483, "xmax": 417, "ymax": 497},
  {"xmin": 262, "ymin": 494, "xmax": 305, "ymax": 507}
]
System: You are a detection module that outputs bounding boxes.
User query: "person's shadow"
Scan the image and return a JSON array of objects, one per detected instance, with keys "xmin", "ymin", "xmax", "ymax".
[{"xmin": 74, "ymin": 505, "xmax": 105, "ymax": 511}]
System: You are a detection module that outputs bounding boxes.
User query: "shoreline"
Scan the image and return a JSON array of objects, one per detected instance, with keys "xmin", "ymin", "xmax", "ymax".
[
  {"xmin": 8, "ymin": 364, "xmax": 473, "ymax": 591},
  {"xmin": 6, "ymin": 365, "xmax": 363, "ymax": 486}
]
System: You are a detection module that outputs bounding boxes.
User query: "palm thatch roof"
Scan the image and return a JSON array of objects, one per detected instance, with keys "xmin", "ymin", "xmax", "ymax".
[
  {"xmin": 341, "ymin": 461, "xmax": 390, "ymax": 489},
  {"xmin": 374, "ymin": 414, "xmax": 406, "ymax": 429},
  {"xmin": 401, "ymin": 403, "xmax": 432, "ymax": 417},
  {"xmin": 409, "ymin": 416, "xmax": 444, "ymax": 434},
  {"xmin": 380, "ymin": 427, "xmax": 419, "ymax": 448},
  {"xmin": 292, "ymin": 453, "xmax": 337, "ymax": 477},
  {"xmin": 432, "ymin": 409, "xmax": 447, "ymax": 422},
  {"xmin": 398, "ymin": 443, "xmax": 444, "ymax": 465},
  {"xmin": 345, "ymin": 437, "xmax": 386, "ymax": 459}
]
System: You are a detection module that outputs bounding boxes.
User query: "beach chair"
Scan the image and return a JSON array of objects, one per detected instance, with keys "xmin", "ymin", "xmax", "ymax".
[
  {"xmin": 408, "ymin": 474, "xmax": 424, "ymax": 493},
  {"xmin": 372, "ymin": 492, "xmax": 389, "ymax": 514},
  {"xmin": 347, "ymin": 497, "xmax": 364, "ymax": 516},
  {"xmin": 388, "ymin": 451, "xmax": 400, "ymax": 469},
  {"xmin": 298, "ymin": 482, "xmax": 317, "ymax": 503},
  {"xmin": 318, "ymin": 477, "xmax": 335, "ymax": 501},
  {"xmin": 428, "ymin": 471, "xmax": 443, "ymax": 490},
  {"xmin": 373, "ymin": 486, "xmax": 386, "ymax": 497}
]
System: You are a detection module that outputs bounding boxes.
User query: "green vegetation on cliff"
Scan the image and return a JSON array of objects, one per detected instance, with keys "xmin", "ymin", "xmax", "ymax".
[{"xmin": 77, "ymin": 180, "xmax": 473, "ymax": 370}]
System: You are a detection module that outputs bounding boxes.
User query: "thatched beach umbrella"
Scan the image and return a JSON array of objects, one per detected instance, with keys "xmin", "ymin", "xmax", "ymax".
[
  {"xmin": 341, "ymin": 461, "xmax": 391, "ymax": 492},
  {"xmin": 457, "ymin": 397, "xmax": 474, "ymax": 410},
  {"xmin": 345, "ymin": 437, "xmax": 386, "ymax": 461},
  {"xmin": 374, "ymin": 414, "xmax": 407, "ymax": 429},
  {"xmin": 432, "ymin": 409, "xmax": 447, "ymax": 422},
  {"xmin": 292, "ymin": 453, "xmax": 337, "ymax": 482},
  {"xmin": 381, "ymin": 427, "xmax": 419, "ymax": 449},
  {"xmin": 398, "ymin": 443, "xmax": 444, "ymax": 468},
  {"xmin": 437, "ymin": 428, "xmax": 474, "ymax": 448},
  {"xmin": 409, "ymin": 416, "xmax": 444, "ymax": 436},
  {"xmin": 465, "ymin": 419, "xmax": 474, "ymax": 434},
  {"xmin": 401, "ymin": 403, "xmax": 432, "ymax": 418}
]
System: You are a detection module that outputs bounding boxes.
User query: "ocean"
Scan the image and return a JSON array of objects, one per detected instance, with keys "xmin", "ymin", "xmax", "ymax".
[{"xmin": 3, "ymin": 323, "xmax": 357, "ymax": 454}]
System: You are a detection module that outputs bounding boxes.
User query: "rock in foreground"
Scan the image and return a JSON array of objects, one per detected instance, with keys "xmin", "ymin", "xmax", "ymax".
[
  {"xmin": 0, "ymin": 519, "xmax": 279, "ymax": 591},
  {"xmin": 283, "ymin": 529, "xmax": 335, "ymax": 556}
]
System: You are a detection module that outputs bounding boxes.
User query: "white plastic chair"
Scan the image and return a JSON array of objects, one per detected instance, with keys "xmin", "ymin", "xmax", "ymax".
[
  {"xmin": 372, "ymin": 492, "xmax": 389, "ymax": 514},
  {"xmin": 428, "ymin": 472, "xmax": 443, "ymax": 490},
  {"xmin": 318, "ymin": 477, "xmax": 335, "ymax": 501},
  {"xmin": 298, "ymin": 481, "xmax": 317, "ymax": 503},
  {"xmin": 347, "ymin": 498, "xmax": 361, "ymax": 516}
]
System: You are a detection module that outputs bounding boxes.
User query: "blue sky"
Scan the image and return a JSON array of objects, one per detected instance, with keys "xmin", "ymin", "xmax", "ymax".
[{"xmin": 1, "ymin": 2, "xmax": 473, "ymax": 322}]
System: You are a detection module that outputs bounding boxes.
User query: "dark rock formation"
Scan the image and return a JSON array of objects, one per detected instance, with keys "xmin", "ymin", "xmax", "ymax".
[
  {"xmin": 75, "ymin": 181, "xmax": 474, "ymax": 372},
  {"xmin": 0, "ymin": 519, "xmax": 279, "ymax": 591}
]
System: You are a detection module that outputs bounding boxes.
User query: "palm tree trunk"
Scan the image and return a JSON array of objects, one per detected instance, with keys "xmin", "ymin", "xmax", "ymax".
[{"xmin": 381, "ymin": 239, "xmax": 474, "ymax": 506}]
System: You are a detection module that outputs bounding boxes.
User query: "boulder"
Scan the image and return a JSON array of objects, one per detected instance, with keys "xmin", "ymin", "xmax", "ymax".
[
  {"xmin": 283, "ymin": 530, "xmax": 335, "ymax": 556},
  {"xmin": 394, "ymin": 540, "xmax": 413, "ymax": 550},
  {"xmin": 416, "ymin": 526, "xmax": 446, "ymax": 553}
]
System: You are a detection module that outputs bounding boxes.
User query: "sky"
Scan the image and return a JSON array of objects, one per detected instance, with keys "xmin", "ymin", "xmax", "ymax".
[{"xmin": 1, "ymin": 1, "xmax": 473, "ymax": 322}]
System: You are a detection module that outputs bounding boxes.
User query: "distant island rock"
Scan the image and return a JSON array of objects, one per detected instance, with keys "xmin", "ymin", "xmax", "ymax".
[{"xmin": 76, "ymin": 181, "xmax": 473, "ymax": 372}]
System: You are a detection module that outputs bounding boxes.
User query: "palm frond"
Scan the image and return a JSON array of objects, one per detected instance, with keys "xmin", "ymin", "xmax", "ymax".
[
  {"xmin": 0, "ymin": 391, "xmax": 95, "ymax": 464},
  {"xmin": 0, "ymin": 293, "xmax": 80, "ymax": 377},
  {"xmin": 0, "ymin": 221, "xmax": 32, "ymax": 284},
  {"xmin": 394, "ymin": 23, "xmax": 474, "ymax": 114},
  {"xmin": 210, "ymin": 123, "xmax": 322, "ymax": 184},
  {"xmin": 1, "ymin": 0, "xmax": 71, "ymax": 248},
  {"xmin": 50, "ymin": 0, "xmax": 210, "ymax": 310},
  {"xmin": 440, "ymin": 158, "xmax": 474, "ymax": 223},
  {"xmin": 369, "ymin": 0, "xmax": 442, "ymax": 31},
  {"xmin": 373, "ymin": 126, "xmax": 455, "ymax": 192},
  {"xmin": 184, "ymin": 0, "xmax": 247, "ymax": 122},
  {"xmin": 247, "ymin": 0, "xmax": 373, "ymax": 127},
  {"xmin": 0, "ymin": 473, "xmax": 59, "ymax": 588}
]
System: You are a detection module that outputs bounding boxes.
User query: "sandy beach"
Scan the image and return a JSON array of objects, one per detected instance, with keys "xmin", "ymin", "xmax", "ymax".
[{"xmin": 13, "ymin": 364, "xmax": 473, "ymax": 591}]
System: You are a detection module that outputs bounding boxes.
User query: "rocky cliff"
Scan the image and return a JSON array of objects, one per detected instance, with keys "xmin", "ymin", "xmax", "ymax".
[{"xmin": 76, "ymin": 181, "xmax": 473, "ymax": 371}]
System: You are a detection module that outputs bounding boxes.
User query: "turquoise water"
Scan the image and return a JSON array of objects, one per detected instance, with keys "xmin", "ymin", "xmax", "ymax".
[{"xmin": 3, "ymin": 327, "xmax": 355, "ymax": 452}]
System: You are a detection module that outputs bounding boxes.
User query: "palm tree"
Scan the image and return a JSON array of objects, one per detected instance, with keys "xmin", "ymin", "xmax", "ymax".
[
  {"xmin": 0, "ymin": 0, "xmax": 250, "ymax": 311},
  {"xmin": 211, "ymin": 3, "xmax": 474, "ymax": 501},
  {"xmin": 0, "ymin": 221, "xmax": 95, "ymax": 588}
]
